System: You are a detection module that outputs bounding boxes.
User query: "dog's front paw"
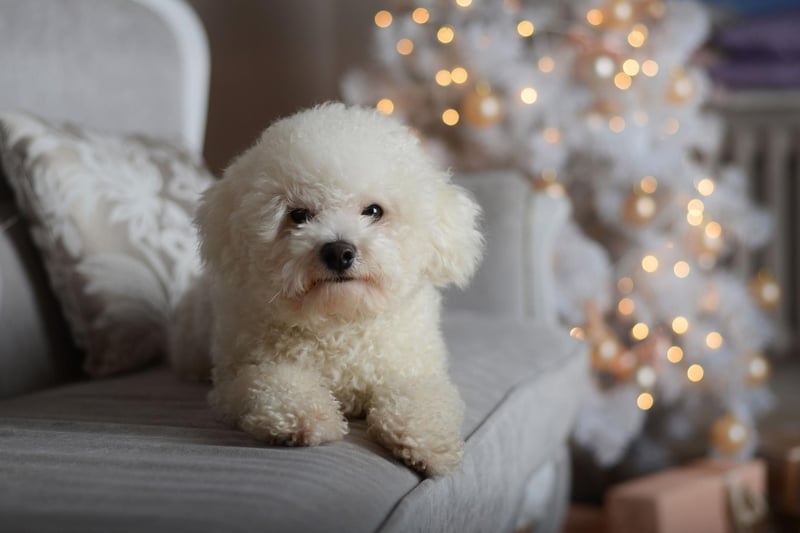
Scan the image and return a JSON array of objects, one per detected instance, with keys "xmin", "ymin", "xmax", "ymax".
[
  {"xmin": 367, "ymin": 417, "xmax": 465, "ymax": 476},
  {"xmin": 367, "ymin": 376, "xmax": 466, "ymax": 477},
  {"xmin": 211, "ymin": 362, "xmax": 349, "ymax": 446},
  {"xmin": 240, "ymin": 406, "xmax": 348, "ymax": 446},
  {"xmin": 389, "ymin": 438, "xmax": 464, "ymax": 477}
]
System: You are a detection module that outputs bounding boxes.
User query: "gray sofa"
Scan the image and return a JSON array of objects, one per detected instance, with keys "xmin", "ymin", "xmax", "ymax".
[{"xmin": 0, "ymin": 1, "xmax": 587, "ymax": 532}]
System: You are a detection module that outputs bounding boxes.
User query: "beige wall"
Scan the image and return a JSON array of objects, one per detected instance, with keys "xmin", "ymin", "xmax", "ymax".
[{"xmin": 187, "ymin": 0, "xmax": 384, "ymax": 174}]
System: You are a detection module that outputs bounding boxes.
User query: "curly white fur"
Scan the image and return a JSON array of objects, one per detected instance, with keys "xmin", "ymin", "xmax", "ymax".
[{"xmin": 170, "ymin": 103, "xmax": 483, "ymax": 476}]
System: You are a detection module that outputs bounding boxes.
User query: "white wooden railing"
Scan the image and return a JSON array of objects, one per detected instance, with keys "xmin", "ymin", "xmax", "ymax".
[{"xmin": 710, "ymin": 89, "xmax": 800, "ymax": 347}]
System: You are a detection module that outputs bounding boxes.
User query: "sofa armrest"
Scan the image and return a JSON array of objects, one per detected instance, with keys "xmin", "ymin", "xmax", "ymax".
[
  {"xmin": 525, "ymin": 189, "xmax": 571, "ymax": 325},
  {"xmin": 444, "ymin": 171, "xmax": 570, "ymax": 325}
]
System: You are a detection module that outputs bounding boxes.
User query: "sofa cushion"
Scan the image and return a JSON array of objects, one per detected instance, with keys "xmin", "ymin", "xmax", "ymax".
[
  {"xmin": 0, "ymin": 314, "xmax": 586, "ymax": 533},
  {"xmin": 0, "ymin": 112, "xmax": 213, "ymax": 378},
  {"xmin": 443, "ymin": 171, "xmax": 529, "ymax": 317}
]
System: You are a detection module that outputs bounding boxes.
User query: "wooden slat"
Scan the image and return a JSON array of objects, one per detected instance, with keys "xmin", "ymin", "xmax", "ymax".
[
  {"xmin": 729, "ymin": 126, "xmax": 758, "ymax": 277},
  {"xmin": 711, "ymin": 91, "xmax": 800, "ymax": 350},
  {"xmin": 764, "ymin": 127, "xmax": 792, "ymax": 326}
]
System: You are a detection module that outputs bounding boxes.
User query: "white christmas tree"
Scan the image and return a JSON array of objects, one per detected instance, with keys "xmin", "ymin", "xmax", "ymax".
[{"xmin": 344, "ymin": 0, "xmax": 779, "ymax": 468}]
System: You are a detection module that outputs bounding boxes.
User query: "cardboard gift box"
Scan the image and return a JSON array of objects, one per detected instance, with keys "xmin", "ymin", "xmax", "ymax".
[{"xmin": 605, "ymin": 459, "xmax": 766, "ymax": 533}]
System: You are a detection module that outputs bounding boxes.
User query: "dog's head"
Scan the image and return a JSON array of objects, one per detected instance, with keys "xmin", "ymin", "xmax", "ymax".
[{"xmin": 197, "ymin": 103, "xmax": 482, "ymax": 323}]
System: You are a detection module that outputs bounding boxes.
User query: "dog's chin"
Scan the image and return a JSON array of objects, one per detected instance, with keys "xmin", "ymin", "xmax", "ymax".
[{"xmin": 290, "ymin": 277, "xmax": 389, "ymax": 322}]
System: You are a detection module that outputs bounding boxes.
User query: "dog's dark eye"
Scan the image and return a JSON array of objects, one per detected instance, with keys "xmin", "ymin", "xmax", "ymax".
[
  {"xmin": 289, "ymin": 208, "xmax": 313, "ymax": 224},
  {"xmin": 361, "ymin": 204, "xmax": 383, "ymax": 221}
]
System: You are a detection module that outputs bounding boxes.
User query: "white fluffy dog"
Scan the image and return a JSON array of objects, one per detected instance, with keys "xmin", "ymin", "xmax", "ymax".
[{"xmin": 170, "ymin": 103, "xmax": 483, "ymax": 476}]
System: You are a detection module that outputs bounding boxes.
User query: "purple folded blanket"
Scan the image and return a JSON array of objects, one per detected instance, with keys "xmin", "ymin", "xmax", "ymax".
[
  {"xmin": 710, "ymin": 9, "xmax": 800, "ymax": 88},
  {"xmin": 716, "ymin": 10, "xmax": 800, "ymax": 59},
  {"xmin": 709, "ymin": 61, "xmax": 800, "ymax": 88}
]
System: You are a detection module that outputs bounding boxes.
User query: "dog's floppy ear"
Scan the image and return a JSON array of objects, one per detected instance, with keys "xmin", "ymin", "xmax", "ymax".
[
  {"xmin": 195, "ymin": 174, "xmax": 285, "ymax": 285},
  {"xmin": 426, "ymin": 177, "xmax": 484, "ymax": 288},
  {"xmin": 195, "ymin": 177, "xmax": 239, "ymax": 277}
]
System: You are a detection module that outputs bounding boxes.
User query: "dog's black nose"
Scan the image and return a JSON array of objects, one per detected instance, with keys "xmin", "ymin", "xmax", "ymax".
[{"xmin": 320, "ymin": 241, "xmax": 357, "ymax": 273}]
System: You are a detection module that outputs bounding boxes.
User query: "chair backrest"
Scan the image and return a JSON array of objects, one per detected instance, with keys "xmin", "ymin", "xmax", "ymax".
[
  {"xmin": 0, "ymin": 0, "xmax": 209, "ymax": 397},
  {"xmin": 0, "ymin": 0, "xmax": 209, "ymax": 154}
]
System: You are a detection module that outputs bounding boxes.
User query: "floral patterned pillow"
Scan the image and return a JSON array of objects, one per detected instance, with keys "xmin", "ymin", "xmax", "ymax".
[{"xmin": 0, "ymin": 112, "xmax": 213, "ymax": 376}]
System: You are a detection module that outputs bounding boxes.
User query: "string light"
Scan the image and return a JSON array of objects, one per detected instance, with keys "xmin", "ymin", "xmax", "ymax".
[
  {"xmin": 586, "ymin": 8, "xmax": 604, "ymax": 26},
  {"xmin": 376, "ymin": 98, "xmax": 394, "ymax": 115},
  {"xmin": 517, "ymin": 20, "xmax": 535, "ymax": 37},
  {"xmin": 642, "ymin": 255, "xmax": 659, "ymax": 273},
  {"xmin": 687, "ymin": 199, "xmax": 704, "ymax": 225},
  {"xmin": 451, "ymin": 67, "xmax": 468, "ymax": 84},
  {"xmin": 456, "ymin": 0, "xmax": 473, "ymax": 7},
  {"xmin": 396, "ymin": 38, "xmax": 414, "ymax": 55},
  {"xmin": 687, "ymin": 211, "xmax": 704, "ymax": 226},
  {"xmin": 687, "ymin": 363, "xmax": 704, "ymax": 382},
  {"xmin": 667, "ymin": 345, "xmax": 684, "ymax": 363},
  {"xmin": 618, "ymin": 277, "xmax": 634, "ymax": 293},
  {"xmin": 618, "ymin": 298, "xmax": 635, "ymax": 315},
  {"xmin": 706, "ymin": 331, "xmax": 723, "ymax": 349},
  {"xmin": 569, "ymin": 326, "xmax": 585, "ymax": 340},
  {"xmin": 628, "ymin": 24, "xmax": 648, "ymax": 47},
  {"xmin": 664, "ymin": 118, "xmax": 680, "ymax": 135},
  {"xmin": 701, "ymin": 230, "xmax": 721, "ymax": 255},
  {"xmin": 687, "ymin": 199, "xmax": 705, "ymax": 214},
  {"xmin": 637, "ymin": 392, "xmax": 654, "ymax": 410},
  {"xmin": 705, "ymin": 221, "xmax": 722, "ymax": 239},
  {"xmin": 632, "ymin": 322, "xmax": 650, "ymax": 340},
  {"xmin": 609, "ymin": 116, "xmax": 626, "ymax": 132},
  {"xmin": 673, "ymin": 261, "xmax": 690, "ymax": 278},
  {"xmin": 543, "ymin": 128, "xmax": 561, "ymax": 143},
  {"xmin": 412, "ymin": 7, "xmax": 430, "ymax": 24},
  {"xmin": 696, "ymin": 177, "xmax": 715, "ymax": 196},
  {"xmin": 437, "ymin": 25, "xmax": 455, "ymax": 43},
  {"xmin": 442, "ymin": 108, "xmax": 460, "ymax": 126},
  {"xmin": 538, "ymin": 56, "xmax": 555, "ymax": 73},
  {"xmin": 623, "ymin": 59, "xmax": 640, "ymax": 76},
  {"xmin": 614, "ymin": 72, "xmax": 633, "ymax": 90},
  {"xmin": 642, "ymin": 59, "xmax": 659, "ymax": 77},
  {"xmin": 640, "ymin": 176, "xmax": 658, "ymax": 193},
  {"xmin": 672, "ymin": 316, "xmax": 689, "ymax": 335},
  {"xmin": 435, "ymin": 69, "xmax": 452, "ymax": 86},
  {"xmin": 374, "ymin": 10, "xmax": 393, "ymax": 28},
  {"xmin": 520, "ymin": 87, "xmax": 538, "ymax": 104}
]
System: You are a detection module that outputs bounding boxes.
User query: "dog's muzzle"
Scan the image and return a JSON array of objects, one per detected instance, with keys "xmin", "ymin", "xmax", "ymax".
[{"xmin": 320, "ymin": 240, "xmax": 356, "ymax": 273}]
